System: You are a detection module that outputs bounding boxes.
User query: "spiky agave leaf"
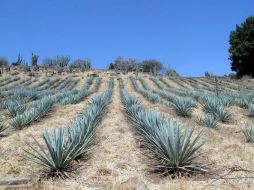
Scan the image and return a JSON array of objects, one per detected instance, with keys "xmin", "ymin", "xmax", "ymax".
[
  {"xmin": 25, "ymin": 128, "xmax": 76, "ymax": 173},
  {"xmin": 0, "ymin": 122, "xmax": 8, "ymax": 136},
  {"xmin": 121, "ymin": 89, "xmax": 206, "ymax": 175},
  {"xmin": 242, "ymin": 126, "xmax": 254, "ymax": 143},
  {"xmin": 11, "ymin": 97, "xmax": 54, "ymax": 130},
  {"xmin": 24, "ymin": 79, "xmax": 114, "ymax": 174},
  {"xmin": 5, "ymin": 101, "xmax": 26, "ymax": 117},
  {"xmin": 248, "ymin": 104, "xmax": 254, "ymax": 117},
  {"xmin": 198, "ymin": 114, "xmax": 218, "ymax": 128},
  {"xmin": 141, "ymin": 89, "xmax": 160, "ymax": 103},
  {"xmin": 10, "ymin": 112, "xmax": 34, "ymax": 130},
  {"xmin": 213, "ymin": 106, "xmax": 231, "ymax": 123},
  {"xmin": 31, "ymin": 97, "xmax": 55, "ymax": 120},
  {"xmin": 201, "ymin": 96, "xmax": 222, "ymax": 114},
  {"xmin": 219, "ymin": 95, "xmax": 233, "ymax": 107},
  {"xmin": 150, "ymin": 121, "xmax": 205, "ymax": 175},
  {"xmin": 118, "ymin": 78, "xmax": 125, "ymax": 89},
  {"xmin": 172, "ymin": 97, "xmax": 196, "ymax": 117},
  {"xmin": 66, "ymin": 94, "xmax": 108, "ymax": 159},
  {"xmin": 234, "ymin": 98, "xmax": 249, "ymax": 109}
]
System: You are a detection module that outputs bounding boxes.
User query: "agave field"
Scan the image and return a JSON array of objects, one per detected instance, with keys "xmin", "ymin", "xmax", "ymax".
[{"xmin": 1, "ymin": 72, "xmax": 254, "ymax": 189}]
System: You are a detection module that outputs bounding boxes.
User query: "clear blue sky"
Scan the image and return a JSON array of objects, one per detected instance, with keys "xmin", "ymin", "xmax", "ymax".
[{"xmin": 0, "ymin": 0, "xmax": 253, "ymax": 76}]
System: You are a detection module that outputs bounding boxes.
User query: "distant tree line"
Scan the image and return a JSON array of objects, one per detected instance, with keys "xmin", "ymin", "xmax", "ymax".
[
  {"xmin": 0, "ymin": 53, "xmax": 92, "ymax": 75},
  {"xmin": 108, "ymin": 56, "xmax": 163, "ymax": 75},
  {"xmin": 0, "ymin": 54, "xmax": 179, "ymax": 77},
  {"xmin": 108, "ymin": 56, "xmax": 179, "ymax": 77}
]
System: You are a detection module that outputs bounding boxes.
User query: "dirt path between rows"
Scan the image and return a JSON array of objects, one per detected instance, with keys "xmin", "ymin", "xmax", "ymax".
[{"xmin": 65, "ymin": 77, "xmax": 148, "ymax": 190}]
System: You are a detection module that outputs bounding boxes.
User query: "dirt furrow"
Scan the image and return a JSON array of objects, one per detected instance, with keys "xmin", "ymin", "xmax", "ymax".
[{"xmin": 69, "ymin": 77, "xmax": 148, "ymax": 190}]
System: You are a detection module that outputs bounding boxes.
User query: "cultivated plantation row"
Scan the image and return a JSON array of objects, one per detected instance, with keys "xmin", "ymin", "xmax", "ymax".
[{"xmin": 0, "ymin": 73, "xmax": 254, "ymax": 189}]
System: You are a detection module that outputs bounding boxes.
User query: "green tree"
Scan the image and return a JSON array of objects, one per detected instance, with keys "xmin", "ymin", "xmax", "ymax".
[
  {"xmin": 108, "ymin": 63, "xmax": 115, "ymax": 70},
  {"xmin": 229, "ymin": 16, "xmax": 254, "ymax": 78},
  {"xmin": 141, "ymin": 59, "xmax": 163, "ymax": 74}
]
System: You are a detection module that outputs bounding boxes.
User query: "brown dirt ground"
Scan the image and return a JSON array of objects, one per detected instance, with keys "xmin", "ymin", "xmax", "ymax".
[{"xmin": 1, "ymin": 74, "xmax": 254, "ymax": 189}]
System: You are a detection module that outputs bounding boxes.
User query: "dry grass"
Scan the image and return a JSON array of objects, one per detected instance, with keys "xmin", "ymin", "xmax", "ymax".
[{"xmin": 0, "ymin": 73, "xmax": 254, "ymax": 189}]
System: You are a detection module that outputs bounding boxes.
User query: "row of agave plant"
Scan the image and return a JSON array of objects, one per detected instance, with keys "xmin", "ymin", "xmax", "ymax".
[
  {"xmin": 139, "ymin": 78, "xmax": 197, "ymax": 117},
  {"xmin": 151, "ymin": 77, "xmax": 254, "ymax": 142},
  {"xmin": 119, "ymin": 78, "xmax": 206, "ymax": 176},
  {"xmin": 6, "ymin": 96, "xmax": 57, "ymax": 130},
  {"xmin": 159, "ymin": 76, "xmax": 254, "ymax": 111},
  {"xmin": 151, "ymin": 78, "xmax": 231, "ymax": 128},
  {"xmin": 148, "ymin": 77, "xmax": 197, "ymax": 117},
  {"xmin": 1, "ymin": 77, "xmax": 32, "ymax": 90},
  {"xmin": 37, "ymin": 78, "xmax": 61, "ymax": 91},
  {"xmin": 60, "ymin": 77, "xmax": 101, "ymax": 105},
  {"xmin": 130, "ymin": 76, "xmax": 161, "ymax": 104},
  {"xmin": 24, "ymin": 78, "xmax": 114, "ymax": 176},
  {"xmin": 0, "ymin": 76, "xmax": 20, "ymax": 87},
  {"xmin": 0, "ymin": 78, "xmax": 96, "ymax": 133},
  {"xmin": 0, "ymin": 76, "xmax": 12, "ymax": 83}
]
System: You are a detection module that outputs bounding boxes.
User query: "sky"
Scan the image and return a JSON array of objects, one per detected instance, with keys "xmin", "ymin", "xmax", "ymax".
[{"xmin": 0, "ymin": 0, "xmax": 253, "ymax": 76}]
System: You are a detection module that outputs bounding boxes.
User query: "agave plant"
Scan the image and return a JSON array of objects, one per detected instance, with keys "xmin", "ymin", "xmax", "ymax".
[
  {"xmin": 118, "ymin": 78, "xmax": 125, "ymax": 89},
  {"xmin": 32, "ymin": 98, "xmax": 55, "ymax": 120},
  {"xmin": 25, "ymin": 80, "xmax": 114, "ymax": 174},
  {"xmin": 242, "ymin": 126, "xmax": 254, "ymax": 143},
  {"xmin": 139, "ymin": 78, "xmax": 149, "ymax": 90},
  {"xmin": 234, "ymin": 98, "xmax": 249, "ymax": 109},
  {"xmin": 248, "ymin": 104, "xmax": 254, "ymax": 117},
  {"xmin": 150, "ymin": 121, "xmax": 205, "ymax": 175},
  {"xmin": 130, "ymin": 77, "xmax": 140, "ymax": 92},
  {"xmin": 0, "ymin": 122, "xmax": 8, "ymax": 136},
  {"xmin": 172, "ymin": 97, "xmax": 196, "ymax": 117},
  {"xmin": 10, "ymin": 112, "xmax": 33, "ymax": 130},
  {"xmin": 219, "ymin": 96, "xmax": 233, "ymax": 107},
  {"xmin": 141, "ymin": 89, "xmax": 160, "ymax": 103},
  {"xmin": 4, "ymin": 101, "xmax": 26, "ymax": 117},
  {"xmin": 60, "ymin": 78, "xmax": 102, "ymax": 105},
  {"xmin": 150, "ymin": 77, "xmax": 164, "ymax": 89},
  {"xmin": 201, "ymin": 96, "xmax": 221, "ymax": 113},
  {"xmin": 198, "ymin": 114, "xmax": 218, "ymax": 128},
  {"xmin": 10, "ymin": 98, "xmax": 54, "ymax": 130},
  {"xmin": 121, "ymin": 89, "xmax": 206, "ymax": 175},
  {"xmin": 25, "ymin": 128, "xmax": 76, "ymax": 174},
  {"xmin": 213, "ymin": 106, "xmax": 231, "ymax": 123}
]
